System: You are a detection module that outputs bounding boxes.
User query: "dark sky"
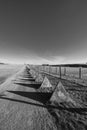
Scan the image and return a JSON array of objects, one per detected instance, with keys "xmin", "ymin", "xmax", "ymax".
[{"xmin": 0, "ymin": 0, "xmax": 87, "ymax": 64}]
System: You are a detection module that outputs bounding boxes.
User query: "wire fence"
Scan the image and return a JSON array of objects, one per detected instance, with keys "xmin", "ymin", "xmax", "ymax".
[{"xmin": 32, "ymin": 65, "xmax": 87, "ymax": 80}]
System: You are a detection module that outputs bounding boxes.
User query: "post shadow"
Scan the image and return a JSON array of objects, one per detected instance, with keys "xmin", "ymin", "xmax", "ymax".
[
  {"xmin": 18, "ymin": 78, "xmax": 33, "ymax": 81},
  {"xmin": 0, "ymin": 94, "xmax": 87, "ymax": 115},
  {"xmin": 22, "ymin": 75, "xmax": 33, "ymax": 77},
  {"xmin": 28, "ymin": 79, "xmax": 35, "ymax": 81},
  {"xmin": 7, "ymin": 90, "xmax": 52, "ymax": 104},
  {"xmin": 18, "ymin": 78, "xmax": 35, "ymax": 82},
  {"xmin": 0, "ymin": 96, "xmax": 54, "ymax": 109},
  {"xmin": 14, "ymin": 82, "xmax": 41, "ymax": 89},
  {"xmin": 19, "ymin": 78, "xmax": 35, "ymax": 81}
]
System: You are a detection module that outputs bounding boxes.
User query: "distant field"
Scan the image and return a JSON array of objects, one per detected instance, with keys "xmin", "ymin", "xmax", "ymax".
[{"xmin": 0, "ymin": 64, "xmax": 22, "ymax": 85}]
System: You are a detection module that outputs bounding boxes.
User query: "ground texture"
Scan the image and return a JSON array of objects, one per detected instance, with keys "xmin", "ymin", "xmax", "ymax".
[{"xmin": 0, "ymin": 65, "xmax": 87, "ymax": 130}]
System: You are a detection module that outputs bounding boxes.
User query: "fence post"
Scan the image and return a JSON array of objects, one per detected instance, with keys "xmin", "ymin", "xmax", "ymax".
[
  {"xmin": 49, "ymin": 66, "xmax": 50, "ymax": 74},
  {"xmin": 56, "ymin": 67, "xmax": 57, "ymax": 74},
  {"xmin": 38, "ymin": 65, "xmax": 40, "ymax": 73},
  {"xmin": 79, "ymin": 67, "xmax": 81, "ymax": 79},
  {"xmin": 43, "ymin": 66, "xmax": 44, "ymax": 71},
  {"xmin": 49, "ymin": 66, "xmax": 52, "ymax": 74},
  {"xmin": 59, "ymin": 66, "xmax": 61, "ymax": 78},
  {"xmin": 48, "ymin": 66, "xmax": 50, "ymax": 74},
  {"xmin": 42, "ymin": 66, "xmax": 44, "ymax": 71},
  {"xmin": 45, "ymin": 66, "xmax": 46, "ymax": 72},
  {"xmin": 64, "ymin": 67, "xmax": 66, "ymax": 76},
  {"xmin": 50, "ymin": 66, "xmax": 51, "ymax": 74},
  {"xmin": 44, "ymin": 66, "xmax": 45, "ymax": 72}
]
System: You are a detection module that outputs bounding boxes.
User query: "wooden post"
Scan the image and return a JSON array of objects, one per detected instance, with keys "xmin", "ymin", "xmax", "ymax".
[
  {"xmin": 38, "ymin": 65, "xmax": 39, "ymax": 73},
  {"xmin": 79, "ymin": 67, "xmax": 81, "ymax": 79},
  {"xmin": 59, "ymin": 66, "xmax": 61, "ymax": 78},
  {"xmin": 49, "ymin": 66, "xmax": 50, "ymax": 74},
  {"xmin": 43, "ymin": 65, "xmax": 44, "ymax": 71},
  {"xmin": 51, "ymin": 67, "xmax": 53, "ymax": 74},
  {"xmin": 64, "ymin": 67, "xmax": 66, "ymax": 76},
  {"xmin": 50, "ymin": 66, "xmax": 52, "ymax": 73},
  {"xmin": 54, "ymin": 67, "xmax": 55, "ymax": 74},
  {"xmin": 47, "ymin": 66, "xmax": 48, "ymax": 72},
  {"xmin": 45, "ymin": 66, "xmax": 46, "ymax": 72},
  {"xmin": 56, "ymin": 67, "xmax": 57, "ymax": 74},
  {"xmin": 46, "ymin": 66, "xmax": 47, "ymax": 72}
]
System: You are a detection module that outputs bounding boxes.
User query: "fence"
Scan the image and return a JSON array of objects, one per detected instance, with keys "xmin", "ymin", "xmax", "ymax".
[{"xmin": 32, "ymin": 65, "xmax": 87, "ymax": 80}]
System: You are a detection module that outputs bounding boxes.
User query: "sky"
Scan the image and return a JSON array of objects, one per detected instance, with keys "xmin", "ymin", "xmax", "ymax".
[{"xmin": 0, "ymin": 0, "xmax": 87, "ymax": 64}]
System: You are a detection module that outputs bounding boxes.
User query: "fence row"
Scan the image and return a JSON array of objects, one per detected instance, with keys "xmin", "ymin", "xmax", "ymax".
[{"xmin": 31, "ymin": 65, "xmax": 87, "ymax": 80}]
